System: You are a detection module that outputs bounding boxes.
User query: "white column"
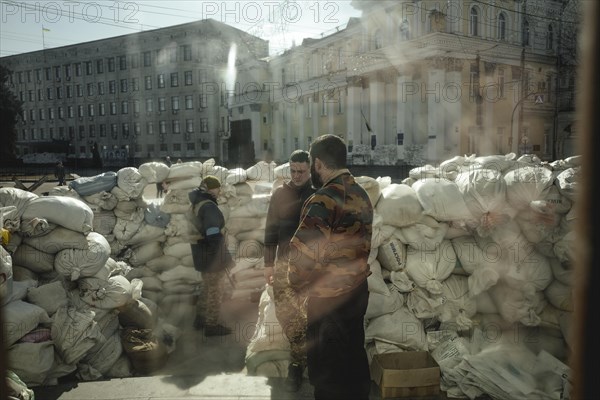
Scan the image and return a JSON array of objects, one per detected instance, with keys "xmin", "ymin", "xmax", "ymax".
[
  {"xmin": 370, "ymin": 79, "xmax": 384, "ymax": 147},
  {"xmin": 272, "ymin": 104, "xmax": 283, "ymax": 161},
  {"xmin": 426, "ymin": 68, "xmax": 444, "ymax": 163},
  {"xmin": 396, "ymin": 75, "xmax": 409, "ymax": 160},
  {"xmin": 250, "ymin": 103, "xmax": 262, "ymax": 159},
  {"xmin": 346, "ymin": 79, "xmax": 362, "ymax": 151},
  {"xmin": 444, "ymin": 70, "xmax": 462, "ymax": 158}
]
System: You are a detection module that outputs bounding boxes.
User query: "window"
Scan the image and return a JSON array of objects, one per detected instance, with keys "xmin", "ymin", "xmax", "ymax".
[
  {"xmin": 169, "ymin": 47, "xmax": 177, "ymax": 63},
  {"xmin": 75, "ymin": 63, "xmax": 82, "ymax": 76},
  {"xmin": 45, "ymin": 67, "xmax": 51, "ymax": 80},
  {"xmin": 88, "ymin": 104, "xmax": 94, "ymax": 117},
  {"xmin": 131, "ymin": 54, "xmax": 139, "ymax": 68},
  {"xmin": 99, "ymin": 103, "xmax": 106, "ymax": 116},
  {"xmin": 87, "ymin": 83, "xmax": 95, "ymax": 96},
  {"xmin": 110, "ymin": 102, "xmax": 117, "ymax": 115},
  {"xmin": 54, "ymin": 66, "xmax": 61, "ymax": 79},
  {"xmin": 35, "ymin": 69, "xmax": 42, "ymax": 82},
  {"xmin": 109, "ymin": 80, "xmax": 116, "ymax": 94},
  {"xmin": 160, "ymin": 143, "xmax": 168, "ymax": 152},
  {"xmin": 85, "ymin": 61, "xmax": 93, "ymax": 75},
  {"xmin": 78, "ymin": 105, "xmax": 84, "ymax": 117},
  {"xmin": 306, "ymin": 97, "xmax": 313, "ymax": 118},
  {"xmin": 470, "ymin": 7, "xmax": 479, "ymax": 36},
  {"xmin": 134, "ymin": 99, "xmax": 140, "ymax": 114},
  {"xmin": 64, "ymin": 64, "xmax": 71, "ymax": 78},
  {"xmin": 76, "ymin": 84, "xmax": 83, "ymax": 97},
  {"xmin": 56, "ymin": 86, "xmax": 63, "ymax": 99},
  {"xmin": 200, "ymin": 118, "xmax": 208, "ymax": 132},
  {"xmin": 89, "ymin": 125, "xmax": 96, "ymax": 138},
  {"xmin": 58, "ymin": 106, "xmax": 64, "ymax": 119},
  {"xmin": 96, "ymin": 59, "xmax": 104, "ymax": 73},
  {"xmin": 171, "ymin": 72, "xmax": 179, "ymax": 87},
  {"xmin": 523, "ymin": 19, "xmax": 530, "ymax": 46},
  {"xmin": 67, "ymin": 106, "xmax": 74, "ymax": 118},
  {"xmin": 498, "ymin": 13, "xmax": 506, "ymax": 40},
  {"xmin": 158, "ymin": 97, "xmax": 166, "ymax": 111},
  {"xmin": 172, "ymin": 120, "xmax": 181, "ymax": 134},
  {"xmin": 173, "ymin": 143, "xmax": 181, "ymax": 152},
  {"xmin": 46, "ymin": 87, "xmax": 53, "ymax": 100},
  {"xmin": 145, "ymin": 76, "xmax": 152, "ymax": 90},
  {"xmin": 187, "ymin": 142, "xmax": 195, "ymax": 151},
  {"xmin": 59, "ymin": 126, "xmax": 64, "ymax": 138},
  {"xmin": 185, "ymin": 95, "xmax": 193, "ymax": 109},
  {"xmin": 98, "ymin": 81, "xmax": 105, "ymax": 95},
  {"xmin": 121, "ymin": 101, "xmax": 129, "ymax": 114},
  {"xmin": 49, "ymin": 127, "xmax": 54, "ymax": 139},
  {"xmin": 147, "ymin": 121, "xmax": 154, "ymax": 135},
  {"xmin": 186, "ymin": 119, "xmax": 194, "ymax": 133},
  {"xmin": 49, "ymin": 107, "xmax": 55, "ymax": 120},
  {"xmin": 100, "ymin": 124, "xmax": 107, "ymax": 137},
  {"xmin": 68, "ymin": 126, "xmax": 75, "ymax": 139},
  {"xmin": 185, "ymin": 70, "xmax": 193, "ymax": 85},
  {"xmin": 143, "ymin": 51, "xmax": 151, "ymax": 67},
  {"xmin": 132, "ymin": 77, "xmax": 139, "ymax": 91},
  {"xmin": 498, "ymin": 69, "xmax": 505, "ymax": 98},
  {"xmin": 67, "ymin": 85, "xmax": 73, "ymax": 98},
  {"xmin": 134, "ymin": 122, "xmax": 141, "ymax": 136},
  {"xmin": 78, "ymin": 125, "xmax": 85, "ymax": 139},
  {"xmin": 108, "ymin": 57, "xmax": 115, "ymax": 72},
  {"xmin": 39, "ymin": 109, "xmax": 45, "ymax": 120},
  {"xmin": 157, "ymin": 74, "xmax": 165, "ymax": 88},
  {"xmin": 122, "ymin": 123, "xmax": 130, "ymax": 138},
  {"xmin": 28, "ymin": 90, "xmax": 34, "ymax": 101},
  {"xmin": 119, "ymin": 55, "xmax": 127, "ymax": 70},
  {"xmin": 321, "ymin": 94, "xmax": 328, "ymax": 116},
  {"xmin": 120, "ymin": 79, "xmax": 128, "ymax": 93},
  {"xmin": 171, "ymin": 96, "xmax": 180, "ymax": 110},
  {"xmin": 200, "ymin": 93, "xmax": 208, "ymax": 108},
  {"xmin": 547, "ymin": 24, "xmax": 554, "ymax": 50},
  {"xmin": 39, "ymin": 128, "xmax": 44, "ymax": 139},
  {"xmin": 183, "ymin": 45, "xmax": 192, "ymax": 61},
  {"xmin": 159, "ymin": 120, "xmax": 167, "ymax": 134},
  {"xmin": 146, "ymin": 98, "xmax": 154, "ymax": 112},
  {"xmin": 470, "ymin": 64, "xmax": 479, "ymax": 100},
  {"xmin": 111, "ymin": 123, "xmax": 118, "ymax": 139}
]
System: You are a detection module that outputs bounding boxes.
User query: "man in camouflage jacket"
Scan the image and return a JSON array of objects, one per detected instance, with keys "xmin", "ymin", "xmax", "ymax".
[{"xmin": 288, "ymin": 134, "xmax": 373, "ymax": 400}]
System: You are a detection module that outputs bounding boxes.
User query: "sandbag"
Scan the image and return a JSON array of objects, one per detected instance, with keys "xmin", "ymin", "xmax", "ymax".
[
  {"xmin": 69, "ymin": 171, "xmax": 118, "ymax": 196},
  {"xmin": 83, "ymin": 191, "xmax": 118, "ymax": 211},
  {"xmin": 22, "ymin": 196, "xmax": 94, "ymax": 234},
  {"xmin": 3, "ymin": 300, "xmax": 51, "ymax": 347},
  {"xmin": 12, "ymin": 243, "xmax": 55, "ymax": 274},
  {"xmin": 120, "ymin": 328, "xmax": 168, "ymax": 374},
  {"xmin": 26, "ymin": 281, "xmax": 68, "ymax": 316},
  {"xmin": 7, "ymin": 341, "xmax": 54, "ymax": 387},
  {"xmin": 54, "ymin": 232, "xmax": 111, "ymax": 281},
  {"xmin": 51, "ymin": 305, "xmax": 103, "ymax": 365},
  {"xmin": 77, "ymin": 275, "xmax": 140, "ymax": 309},
  {"xmin": 23, "ymin": 226, "xmax": 88, "ymax": 254},
  {"xmin": 375, "ymin": 184, "xmax": 423, "ymax": 228},
  {"xmin": 138, "ymin": 162, "xmax": 170, "ymax": 183},
  {"xmin": 413, "ymin": 178, "xmax": 474, "ymax": 222},
  {"xmin": 246, "ymin": 161, "xmax": 276, "ymax": 182},
  {"xmin": 117, "ymin": 167, "xmax": 147, "ymax": 199}
]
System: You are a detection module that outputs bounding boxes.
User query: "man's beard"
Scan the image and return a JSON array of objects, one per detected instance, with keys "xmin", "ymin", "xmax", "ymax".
[{"xmin": 310, "ymin": 163, "xmax": 323, "ymax": 188}]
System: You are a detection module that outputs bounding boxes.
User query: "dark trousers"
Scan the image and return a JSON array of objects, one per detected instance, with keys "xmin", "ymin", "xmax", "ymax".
[{"xmin": 306, "ymin": 280, "xmax": 370, "ymax": 400}]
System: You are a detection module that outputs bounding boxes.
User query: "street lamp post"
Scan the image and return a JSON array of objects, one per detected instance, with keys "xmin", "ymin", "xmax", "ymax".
[{"xmin": 510, "ymin": 92, "xmax": 539, "ymax": 154}]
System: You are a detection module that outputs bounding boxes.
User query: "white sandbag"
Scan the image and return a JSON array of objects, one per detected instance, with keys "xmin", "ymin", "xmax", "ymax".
[
  {"xmin": 367, "ymin": 259, "xmax": 390, "ymax": 296},
  {"xmin": 236, "ymin": 229, "xmax": 266, "ymax": 242},
  {"xmin": 438, "ymin": 275, "xmax": 476, "ymax": 331},
  {"xmin": 389, "ymin": 269, "xmax": 415, "ymax": 293},
  {"xmin": 78, "ymin": 331, "xmax": 123, "ymax": 381},
  {"xmin": 26, "ymin": 281, "xmax": 68, "ymax": 316},
  {"xmin": 138, "ymin": 161, "xmax": 170, "ymax": 183},
  {"xmin": 487, "ymin": 220, "xmax": 532, "ymax": 265},
  {"xmin": 22, "ymin": 196, "xmax": 94, "ymax": 234},
  {"xmin": 232, "ymin": 266, "xmax": 263, "ymax": 282},
  {"xmin": 545, "ymin": 280, "xmax": 572, "ymax": 311},
  {"xmin": 51, "ymin": 305, "xmax": 103, "ymax": 365},
  {"xmin": 553, "ymin": 231, "xmax": 575, "ymax": 264},
  {"xmin": 158, "ymin": 265, "xmax": 202, "ymax": 283},
  {"xmin": 116, "ymin": 167, "xmax": 147, "ymax": 199},
  {"xmin": 129, "ymin": 241, "xmax": 163, "ymax": 267},
  {"xmin": 501, "ymin": 250, "xmax": 553, "ymax": 296},
  {"xmin": 163, "ymin": 242, "xmax": 192, "ymax": 259},
  {"xmin": 549, "ymin": 257, "xmax": 571, "ymax": 285},
  {"xmin": 23, "ymin": 226, "xmax": 88, "ymax": 254},
  {"xmin": 123, "ymin": 223, "xmax": 165, "ymax": 246},
  {"xmin": 226, "ymin": 217, "xmax": 266, "ymax": 235},
  {"xmin": 167, "ymin": 162, "xmax": 202, "ymax": 179},
  {"xmin": 4, "ymin": 280, "xmax": 37, "ymax": 305},
  {"xmin": 139, "ymin": 276, "xmax": 163, "ymax": 291},
  {"xmin": 54, "ymin": 232, "xmax": 111, "ymax": 281},
  {"xmin": 225, "ymin": 168, "xmax": 248, "ymax": 185},
  {"xmin": 229, "ymin": 194, "xmax": 271, "ymax": 218},
  {"xmin": 83, "ymin": 191, "xmax": 118, "ymax": 211},
  {"xmin": 366, "ymin": 288, "xmax": 404, "ymax": 320},
  {"xmin": 375, "ymin": 184, "xmax": 423, "ymax": 228},
  {"xmin": 93, "ymin": 210, "xmax": 118, "ymax": 235},
  {"xmin": 503, "ymin": 165, "xmax": 554, "ymax": 211},
  {"xmin": 365, "ymin": 306, "xmax": 427, "ymax": 351},
  {"xmin": 406, "ymin": 239, "xmax": 456, "ymax": 295},
  {"xmin": 163, "ymin": 279, "xmax": 197, "ymax": 294},
  {"xmin": 554, "ymin": 167, "xmax": 578, "ymax": 201},
  {"xmin": 7, "ymin": 341, "xmax": 54, "ymax": 387},
  {"xmin": 394, "ymin": 215, "xmax": 449, "ymax": 251},
  {"xmin": 377, "ymin": 238, "xmax": 407, "ymax": 272},
  {"xmin": 0, "ymin": 188, "xmax": 38, "ymax": 225},
  {"xmin": 246, "ymin": 286, "xmax": 288, "ymax": 354},
  {"xmin": 516, "ymin": 208, "xmax": 561, "ymax": 244},
  {"xmin": 78, "ymin": 275, "xmax": 139, "ymax": 309},
  {"xmin": 180, "ymin": 254, "xmax": 195, "ymax": 268},
  {"xmin": 164, "ymin": 213, "xmax": 198, "ymax": 239},
  {"xmin": 160, "ymin": 189, "xmax": 192, "ymax": 214},
  {"xmin": 355, "ymin": 176, "xmax": 382, "ymax": 207},
  {"xmin": 405, "ymin": 286, "xmax": 444, "ymax": 319},
  {"xmin": 413, "ymin": 178, "xmax": 474, "ymax": 222},
  {"xmin": 11, "ymin": 243, "xmax": 55, "ymax": 274},
  {"xmin": 167, "ymin": 176, "xmax": 203, "ymax": 191},
  {"xmin": 488, "ymin": 283, "xmax": 546, "ymax": 326},
  {"xmin": 113, "ymin": 217, "xmax": 142, "ymax": 243},
  {"xmin": 472, "ymin": 153, "xmax": 518, "ymax": 172},
  {"xmin": 246, "ymin": 161, "xmax": 276, "ymax": 182},
  {"xmin": 113, "ymin": 200, "xmax": 140, "ymax": 219},
  {"xmin": 3, "ymin": 300, "xmax": 51, "ymax": 347},
  {"xmin": 126, "ymin": 266, "xmax": 157, "ymax": 280},
  {"xmin": 274, "ymin": 162, "xmax": 291, "ymax": 180},
  {"xmin": 19, "ymin": 217, "xmax": 54, "ymax": 237},
  {"xmin": 409, "ymin": 164, "xmax": 457, "ymax": 181},
  {"xmin": 110, "ymin": 185, "xmax": 133, "ymax": 202},
  {"xmin": 146, "ymin": 255, "xmax": 181, "ymax": 273}
]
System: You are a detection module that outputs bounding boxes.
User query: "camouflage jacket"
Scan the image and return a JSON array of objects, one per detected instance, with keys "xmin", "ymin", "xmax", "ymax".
[{"xmin": 288, "ymin": 169, "xmax": 373, "ymax": 297}]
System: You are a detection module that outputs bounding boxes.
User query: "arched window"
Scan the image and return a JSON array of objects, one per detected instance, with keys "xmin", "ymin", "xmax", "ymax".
[
  {"xmin": 470, "ymin": 7, "xmax": 479, "ymax": 36},
  {"xmin": 523, "ymin": 19, "xmax": 530, "ymax": 46},
  {"xmin": 374, "ymin": 29, "xmax": 383, "ymax": 49},
  {"xmin": 498, "ymin": 13, "xmax": 506, "ymax": 40},
  {"xmin": 547, "ymin": 24, "xmax": 554, "ymax": 50}
]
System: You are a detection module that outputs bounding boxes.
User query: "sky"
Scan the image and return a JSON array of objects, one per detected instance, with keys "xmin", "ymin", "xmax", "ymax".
[{"xmin": 0, "ymin": 0, "xmax": 363, "ymax": 57}]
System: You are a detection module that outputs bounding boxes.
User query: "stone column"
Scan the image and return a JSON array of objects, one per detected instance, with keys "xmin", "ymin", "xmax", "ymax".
[
  {"xmin": 250, "ymin": 103, "xmax": 262, "ymax": 160},
  {"xmin": 370, "ymin": 77, "xmax": 385, "ymax": 147},
  {"xmin": 346, "ymin": 76, "xmax": 362, "ymax": 152}
]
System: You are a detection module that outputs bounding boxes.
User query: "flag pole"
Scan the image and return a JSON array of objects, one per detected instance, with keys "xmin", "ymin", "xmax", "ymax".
[{"xmin": 42, "ymin": 26, "xmax": 46, "ymax": 49}]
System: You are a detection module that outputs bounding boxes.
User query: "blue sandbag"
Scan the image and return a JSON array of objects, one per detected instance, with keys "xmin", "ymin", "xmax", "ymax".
[
  {"xmin": 69, "ymin": 171, "xmax": 118, "ymax": 196},
  {"xmin": 145, "ymin": 202, "xmax": 171, "ymax": 228}
]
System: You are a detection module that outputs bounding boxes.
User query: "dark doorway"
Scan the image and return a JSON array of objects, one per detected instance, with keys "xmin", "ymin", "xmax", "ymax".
[{"xmin": 229, "ymin": 119, "xmax": 255, "ymax": 167}]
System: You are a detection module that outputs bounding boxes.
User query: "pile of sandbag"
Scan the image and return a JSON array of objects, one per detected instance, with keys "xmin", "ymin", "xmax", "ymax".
[{"xmin": 0, "ymin": 187, "xmax": 173, "ymax": 388}]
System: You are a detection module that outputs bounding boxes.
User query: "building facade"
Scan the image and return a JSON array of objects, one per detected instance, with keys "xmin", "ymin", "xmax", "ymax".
[
  {"xmin": 1, "ymin": 0, "xmax": 578, "ymax": 166},
  {"xmin": 1, "ymin": 19, "xmax": 268, "ymax": 166}
]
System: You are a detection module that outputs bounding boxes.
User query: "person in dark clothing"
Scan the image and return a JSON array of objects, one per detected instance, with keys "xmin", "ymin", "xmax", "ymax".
[
  {"xmin": 54, "ymin": 162, "xmax": 66, "ymax": 186},
  {"xmin": 188, "ymin": 175, "xmax": 233, "ymax": 336},
  {"xmin": 263, "ymin": 150, "xmax": 315, "ymax": 392},
  {"xmin": 288, "ymin": 135, "xmax": 373, "ymax": 400}
]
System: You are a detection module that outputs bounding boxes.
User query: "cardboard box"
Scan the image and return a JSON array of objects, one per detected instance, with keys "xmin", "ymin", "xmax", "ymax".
[{"xmin": 370, "ymin": 351, "xmax": 441, "ymax": 399}]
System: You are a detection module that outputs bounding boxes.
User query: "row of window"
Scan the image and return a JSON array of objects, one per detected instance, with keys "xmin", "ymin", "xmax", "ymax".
[
  {"xmin": 12, "ymin": 46, "xmax": 196, "ymax": 84},
  {"xmin": 21, "ymin": 119, "xmax": 207, "ymax": 141}
]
